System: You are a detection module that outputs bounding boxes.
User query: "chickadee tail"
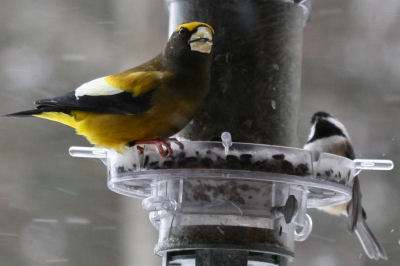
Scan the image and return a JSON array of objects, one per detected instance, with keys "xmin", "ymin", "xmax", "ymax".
[{"xmin": 355, "ymin": 219, "xmax": 387, "ymax": 260}]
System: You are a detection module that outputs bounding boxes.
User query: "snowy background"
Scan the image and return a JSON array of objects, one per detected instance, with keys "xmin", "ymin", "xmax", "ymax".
[{"xmin": 0, "ymin": 0, "xmax": 399, "ymax": 265}]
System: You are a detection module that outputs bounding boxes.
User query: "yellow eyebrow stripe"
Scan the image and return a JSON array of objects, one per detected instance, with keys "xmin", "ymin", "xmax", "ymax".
[{"xmin": 175, "ymin": 22, "xmax": 215, "ymax": 34}]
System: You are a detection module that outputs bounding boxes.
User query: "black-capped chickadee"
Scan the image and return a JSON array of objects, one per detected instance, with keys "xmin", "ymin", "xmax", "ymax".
[{"xmin": 303, "ymin": 111, "xmax": 387, "ymax": 260}]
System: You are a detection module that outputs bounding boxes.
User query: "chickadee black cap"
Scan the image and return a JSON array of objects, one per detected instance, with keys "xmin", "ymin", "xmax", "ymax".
[{"xmin": 311, "ymin": 111, "xmax": 332, "ymax": 124}]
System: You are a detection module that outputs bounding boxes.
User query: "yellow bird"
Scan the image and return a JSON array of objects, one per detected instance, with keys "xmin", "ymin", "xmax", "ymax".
[{"xmin": 7, "ymin": 22, "xmax": 215, "ymax": 156}]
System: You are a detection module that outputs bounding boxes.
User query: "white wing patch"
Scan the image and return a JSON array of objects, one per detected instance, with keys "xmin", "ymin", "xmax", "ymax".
[{"xmin": 75, "ymin": 77, "xmax": 124, "ymax": 99}]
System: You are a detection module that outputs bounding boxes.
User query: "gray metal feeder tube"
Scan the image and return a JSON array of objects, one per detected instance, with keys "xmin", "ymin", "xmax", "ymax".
[
  {"xmin": 164, "ymin": 0, "xmax": 307, "ymax": 265},
  {"xmin": 170, "ymin": 0, "xmax": 305, "ymax": 147}
]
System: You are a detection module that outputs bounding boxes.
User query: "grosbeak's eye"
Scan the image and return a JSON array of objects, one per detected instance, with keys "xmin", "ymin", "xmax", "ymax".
[{"xmin": 179, "ymin": 27, "xmax": 187, "ymax": 35}]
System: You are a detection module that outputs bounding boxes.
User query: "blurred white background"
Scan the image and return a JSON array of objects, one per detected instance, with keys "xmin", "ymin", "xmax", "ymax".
[{"xmin": 0, "ymin": 0, "xmax": 398, "ymax": 265}]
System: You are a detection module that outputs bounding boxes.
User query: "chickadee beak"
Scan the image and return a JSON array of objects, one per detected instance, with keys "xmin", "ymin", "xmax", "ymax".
[{"xmin": 188, "ymin": 26, "xmax": 213, "ymax": 54}]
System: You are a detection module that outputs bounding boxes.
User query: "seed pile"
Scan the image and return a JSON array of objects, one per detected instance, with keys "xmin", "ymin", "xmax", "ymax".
[{"xmin": 140, "ymin": 150, "xmax": 310, "ymax": 176}]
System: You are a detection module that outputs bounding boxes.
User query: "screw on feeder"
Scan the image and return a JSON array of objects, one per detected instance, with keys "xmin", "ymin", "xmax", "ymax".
[
  {"xmin": 271, "ymin": 195, "xmax": 299, "ymax": 224},
  {"xmin": 221, "ymin": 131, "xmax": 232, "ymax": 155}
]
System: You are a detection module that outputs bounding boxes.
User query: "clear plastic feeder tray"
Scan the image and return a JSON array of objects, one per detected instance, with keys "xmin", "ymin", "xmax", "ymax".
[{"xmin": 69, "ymin": 138, "xmax": 393, "ymax": 262}]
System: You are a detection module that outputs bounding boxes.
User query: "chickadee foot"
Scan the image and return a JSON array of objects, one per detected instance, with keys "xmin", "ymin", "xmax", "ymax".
[{"xmin": 132, "ymin": 138, "xmax": 184, "ymax": 158}]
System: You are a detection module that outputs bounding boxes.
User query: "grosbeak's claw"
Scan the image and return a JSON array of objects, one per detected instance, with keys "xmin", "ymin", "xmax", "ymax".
[{"xmin": 133, "ymin": 138, "xmax": 184, "ymax": 157}]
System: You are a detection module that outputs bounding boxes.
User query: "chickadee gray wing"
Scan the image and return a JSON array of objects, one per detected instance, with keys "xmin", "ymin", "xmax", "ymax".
[
  {"xmin": 344, "ymin": 140, "xmax": 361, "ymax": 232},
  {"xmin": 347, "ymin": 175, "xmax": 362, "ymax": 232}
]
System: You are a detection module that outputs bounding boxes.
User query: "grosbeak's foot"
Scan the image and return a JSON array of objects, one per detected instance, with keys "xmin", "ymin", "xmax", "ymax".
[
  {"xmin": 132, "ymin": 138, "xmax": 184, "ymax": 158},
  {"xmin": 163, "ymin": 138, "xmax": 184, "ymax": 150}
]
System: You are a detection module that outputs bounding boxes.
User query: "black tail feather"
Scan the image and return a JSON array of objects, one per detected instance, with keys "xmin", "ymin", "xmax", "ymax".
[
  {"xmin": 5, "ymin": 109, "xmax": 43, "ymax": 117},
  {"xmin": 5, "ymin": 107, "xmax": 61, "ymax": 117}
]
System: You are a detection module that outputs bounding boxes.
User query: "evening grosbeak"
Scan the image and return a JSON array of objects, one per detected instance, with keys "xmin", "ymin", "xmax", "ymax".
[
  {"xmin": 303, "ymin": 111, "xmax": 387, "ymax": 260},
  {"xmin": 7, "ymin": 22, "xmax": 214, "ymax": 156}
]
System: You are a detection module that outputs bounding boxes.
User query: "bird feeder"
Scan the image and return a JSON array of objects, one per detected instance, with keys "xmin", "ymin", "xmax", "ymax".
[
  {"xmin": 68, "ymin": 0, "xmax": 394, "ymax": 265},
  {"xmin": 69, "ymin": 133, "xmax": 393, "ymax": 266}
]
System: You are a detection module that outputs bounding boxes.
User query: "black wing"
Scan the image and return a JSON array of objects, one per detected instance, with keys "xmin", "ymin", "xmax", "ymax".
[
  {"xmin": 6, "ymin": 90, "xmax": 155, "ymax": 117},
  {"xmin": 39, "ymin": 89, "xmax": 154, "ymax": 115}
]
